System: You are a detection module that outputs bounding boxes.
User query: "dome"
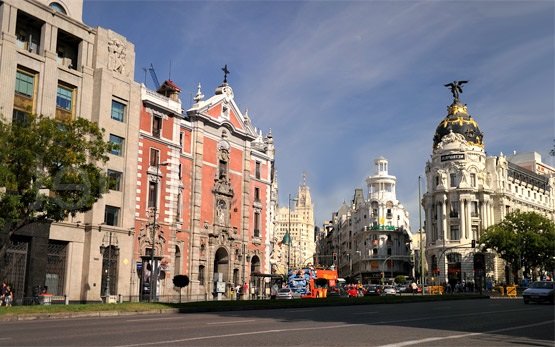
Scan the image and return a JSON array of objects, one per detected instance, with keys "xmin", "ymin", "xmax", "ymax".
[{"xmin": 433, "ymin": 101, "xmax": 484, "ymax": 150}]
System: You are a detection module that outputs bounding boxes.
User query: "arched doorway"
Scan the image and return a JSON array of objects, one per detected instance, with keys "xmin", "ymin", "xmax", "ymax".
[
  {"xmin": 250, "ymin": 255, "xmax": 261, "ymax": 274},
  {"xmin": 213, "ymin": 247, "xmax": 229, "ymax": 283}
]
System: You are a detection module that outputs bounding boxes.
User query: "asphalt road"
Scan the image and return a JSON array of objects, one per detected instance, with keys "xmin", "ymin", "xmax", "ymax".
[{"xmin": 1, "ymin": 298, "xmax": 553, "ymax": 346}]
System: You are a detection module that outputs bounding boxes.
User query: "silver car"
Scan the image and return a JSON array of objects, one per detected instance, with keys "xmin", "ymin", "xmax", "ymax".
[
  {"xmin": 276, "ymin": 288, "xmax": 294, "ymax": 300},
  {"xmin": 523, "ymin": 281, "xmax": 555, "ymax": 304}
]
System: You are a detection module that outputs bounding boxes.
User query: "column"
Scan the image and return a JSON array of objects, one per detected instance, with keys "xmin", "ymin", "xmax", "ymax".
[
  {"xmin": 460, "ymin": 198, "xmax": 465, "ymax": 241},
  {"xmin": 441, "ymin": 198, "xmax": 447, "ymax": 241}
]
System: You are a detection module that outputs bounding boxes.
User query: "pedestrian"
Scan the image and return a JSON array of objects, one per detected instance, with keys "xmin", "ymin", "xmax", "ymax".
[
  {"xmin": 411, "ymin": 282, "xmax": 417, "ymax": 295},
  {"xmin": 4, "ymin": 286, "xmax": 12, "ymax": 307},
  {"xmin": 235, "ymin": 285, "xmax": 241, "ymax": 300}
]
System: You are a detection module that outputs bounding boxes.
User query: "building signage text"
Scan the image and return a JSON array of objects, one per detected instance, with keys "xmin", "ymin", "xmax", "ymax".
[{"xmin": 441, "ymin": 153, "xmax": 465, "ymax": 162}]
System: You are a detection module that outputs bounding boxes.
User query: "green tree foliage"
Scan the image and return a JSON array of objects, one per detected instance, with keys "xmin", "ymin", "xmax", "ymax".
[
  {"xmin": 479, "ymin": 211, "xmax": 555, "ymax": 282},
  {"xmin": 0, "ymin": 114, "xmax": 112, "ymax": 241}
]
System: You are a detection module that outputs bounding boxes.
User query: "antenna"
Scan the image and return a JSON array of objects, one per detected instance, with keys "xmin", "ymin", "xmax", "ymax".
[{"xmin": 148, "ymin": 63, "xmax": 160, "ymax": 90}]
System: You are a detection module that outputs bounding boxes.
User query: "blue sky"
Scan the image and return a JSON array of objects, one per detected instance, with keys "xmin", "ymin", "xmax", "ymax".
[{"xmin": 84, "ymin": 0, "xmax": 554, "ymax": 232}]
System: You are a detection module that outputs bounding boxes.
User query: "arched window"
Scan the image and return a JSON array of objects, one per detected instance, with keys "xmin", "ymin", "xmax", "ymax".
[
  {"xmin": 174, "ymin": 246, "xmax": 181, "ymax": 275},
  {"xmin": 49, "ymin": 2, "xmax": 67, "ymax": 14}
]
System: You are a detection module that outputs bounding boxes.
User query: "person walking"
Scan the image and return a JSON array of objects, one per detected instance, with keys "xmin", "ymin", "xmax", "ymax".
[{"xmin": 4, "ymin": 286, "xmax": 13, "ymax": 307}]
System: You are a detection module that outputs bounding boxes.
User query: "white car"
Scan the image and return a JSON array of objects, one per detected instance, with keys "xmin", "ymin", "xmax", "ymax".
[
  {"xmin": 382, "ymin": 286, "xmax": 398, "ymax": 296},
  {"xmin": 276, "ymin": 288, "xmax": 294, "ymax": 300}
]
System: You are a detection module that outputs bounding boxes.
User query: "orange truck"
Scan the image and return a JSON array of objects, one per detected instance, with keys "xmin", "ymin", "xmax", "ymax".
[{"xmin": 301, "ymin": 268, "xmax": 338, "ymax": 299}]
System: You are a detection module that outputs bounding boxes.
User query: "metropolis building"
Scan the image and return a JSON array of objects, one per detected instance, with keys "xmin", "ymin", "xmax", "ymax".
[{"xmin": 423, "ymin": 83, "xmax": 554, "ymax": 286}]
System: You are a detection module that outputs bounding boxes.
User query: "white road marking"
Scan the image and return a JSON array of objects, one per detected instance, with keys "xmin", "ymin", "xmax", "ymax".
[
  {"xmin": 376, "ymin": 320, "xmax": 555, "ymax": 347},
  {"xmin": 114, "ymin": 323, "xmax": 361, "ymax": 346},
  {"xmin": 114, "ymin": 307, "xmax": 542, "ymax": 347},
  {"xmin": 206, "ymin": 319, "xmax": 256, "ymax": 325}
]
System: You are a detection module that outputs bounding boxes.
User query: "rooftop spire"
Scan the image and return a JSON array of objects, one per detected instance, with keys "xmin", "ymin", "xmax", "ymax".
[{"xmin": 193, "ymin": 82, "xmax": 204, "ymax": 103}]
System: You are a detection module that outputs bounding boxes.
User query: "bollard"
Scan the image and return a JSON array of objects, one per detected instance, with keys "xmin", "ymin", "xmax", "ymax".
[{"xmin": 64, "ymin": 294, "xmax": 69, "ymax": 305}]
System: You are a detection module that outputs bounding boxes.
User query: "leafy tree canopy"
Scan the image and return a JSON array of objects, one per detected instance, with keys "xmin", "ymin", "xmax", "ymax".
[
  {"xmin": 0, "ymin": 114, "xmax": 113, "ymax": 235},
  {"xmin": 479, "ymin": 211, "xmax": 555, "ymax": 275}
]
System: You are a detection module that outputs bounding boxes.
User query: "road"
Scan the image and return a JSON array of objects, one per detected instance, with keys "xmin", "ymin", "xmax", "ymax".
[{"xmin": 1, "ymin": 299, "xmax": 553, "ymax": 346}]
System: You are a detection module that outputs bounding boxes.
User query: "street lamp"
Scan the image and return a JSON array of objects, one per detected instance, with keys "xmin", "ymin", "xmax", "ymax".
[
  {"xmin": 149, "ymin": 161, "xmax": 168, "ymax": 302},
  {"xmin": 418, "ymin": 175, "xmax": 424, "ymax": 295}
]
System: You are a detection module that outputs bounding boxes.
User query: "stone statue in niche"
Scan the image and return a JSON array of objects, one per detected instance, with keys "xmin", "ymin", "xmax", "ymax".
[
  {"xmin": 108, "ymin": 38, "xmax": 127, "ymax": 74},
  {"xmin": 437, "ymin": 169, "xmax": 447, "ymax": 188},
  {"xmin": 216, "ymin": 199, "xmax": 226, "ymax": 225}
]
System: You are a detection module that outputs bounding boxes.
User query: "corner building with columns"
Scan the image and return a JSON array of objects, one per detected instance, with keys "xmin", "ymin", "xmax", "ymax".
[{"xmin": 423, "ymin": 84, "xmax": 554, "ymax": 287}]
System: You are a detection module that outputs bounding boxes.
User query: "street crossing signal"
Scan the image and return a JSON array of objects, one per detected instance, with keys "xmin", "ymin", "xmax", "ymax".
[{"xmin": 333, "ymin": 252, "xmax": 337, "ymax": 262}]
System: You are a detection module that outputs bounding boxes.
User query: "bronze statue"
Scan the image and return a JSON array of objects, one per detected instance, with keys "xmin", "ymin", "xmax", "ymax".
[
  {"xmin": 222, "ymin": 64, "xmax": 230, "ymax": 83},
  {"xmin": 444, "ymin": 80, "xmax": 468, "ymax": 101}
]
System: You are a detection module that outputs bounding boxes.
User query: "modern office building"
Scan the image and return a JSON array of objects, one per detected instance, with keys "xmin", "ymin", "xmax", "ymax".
[
  {"xmin": 0, "ymin": 0, "xmax": 139, "ymax": 302},
  {"xmin": 0, "ymin": 0, "xmax": 277, "ymax": 303}
]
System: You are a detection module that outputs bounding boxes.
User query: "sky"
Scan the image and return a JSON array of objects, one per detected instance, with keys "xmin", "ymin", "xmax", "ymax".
[{"xmin": 84, "ymin": 0, "xmax": 554, "ymax": 232}]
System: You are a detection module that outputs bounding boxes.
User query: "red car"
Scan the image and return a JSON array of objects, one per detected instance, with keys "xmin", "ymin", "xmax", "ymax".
[{"xmin": 347, "ymin": 287, "xmax": 359, "ymax": 297}]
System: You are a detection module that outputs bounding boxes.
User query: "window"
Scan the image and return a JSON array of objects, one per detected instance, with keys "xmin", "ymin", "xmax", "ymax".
[
  {"xmin": 450, "ymin": 225, "xmax": 460, "ymax": 240},
  {"xmin": 254, "ymin": 212, "xmax": 260, "ymax": 238},
  {"xmin": 107, "ymin": 170, "xmax": 122, "ymax": 191},
  {"xmin": 150, "ymin": 148, "xmax": 160, "ymax": 166},
  {"xmin": 450, "ymin": 173, "xmax": 457, "ymax": 187},
  {"xmin": 109, "ymin": 134, "xmax": 124, "ymax": 156},
  {"xmin": 470, "ymin": 173, "xmax": 476, "ymax": 187},
  {"xmin": 16, "ymin": 11, "xmax": 42, "ymax": 54},
  {"xmin": 148, "ymin": 181, "xmax": 158, "ymax": 209},
  {"xmin": 15, "ymin": 70, "xmax": 35, "ymax": 98},
  {"xmin": 219, "ymin": 160, "xmax": 227, "ymax": 179},
  {"xmin": 176, "ymin": 190, "xmax": 182, "ymax": 221},
  {"xmin": 450, "ymin": 201, "xmax": 459, "ymax": 218},
  {"xmin": 56, "ymin": 84, "xmax": 73, "ymax": 111},
  {"xmin": 255, "ymin": 162, "xmax": 261, "ymax": 179},
  {"xmin": 198, "ymin": 265, "xmax": 205, "ymax": 285},
  {"xmin": 179, "ymin": 132, "xmax": 184, "ymax": 149},
  {"xmin": 152, "ymin": 115, "xmax": 162, "ymax": 138},
  {"xmin": 471, "ymin": 201, "xmax": 479, "ymax": 217},
  {"xmin": 111, "ymin": 100, "xmax": 125, "ymax": 122},
  {"xmin": 174, "ymin": 246, "xmax": 181, "ymax": 275},
  {"xmin": 104, "ymin": 205, "xmax": 120, "ymax": 226},
  {"xmin": 49, "ymin": 2, "xmax": 67, "ymax": 14},
  {"xmin": 254, "ymin": 187, "xmax": 260, "ymax": 202}
]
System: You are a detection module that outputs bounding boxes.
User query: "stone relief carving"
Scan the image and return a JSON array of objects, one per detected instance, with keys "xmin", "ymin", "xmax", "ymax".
[{"xmin": 108, "ymin": 38, "xmax": 127, "ymax": 74}]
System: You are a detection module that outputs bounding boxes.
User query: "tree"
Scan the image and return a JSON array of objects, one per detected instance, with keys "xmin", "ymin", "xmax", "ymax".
[
  {"xmin": 0, "ymin": 114, "xmax": 113, "ymax": 271},
  {"xmin": 479, "ymin": 211, "xmax": 555, "ymax": 283}
]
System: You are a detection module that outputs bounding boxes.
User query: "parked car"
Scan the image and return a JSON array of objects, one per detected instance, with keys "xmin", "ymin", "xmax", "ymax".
[
  {"xmin": 396, "ymin": 284, "xmax": 408, "ymax": 293},
  {"xmin": 523, "ymin": 281, "xmax": 555, "ymax": 304},
  {"xmin": 364, "ymin": 285, "xmax": 382, "ymax": 296},
  {"xmin": 276, "ymin": 288, "xmax": 294, "ymax": 300},
  {"xmin": 382, "ymin": 285, "xmax": 399, "ymax": 296}
]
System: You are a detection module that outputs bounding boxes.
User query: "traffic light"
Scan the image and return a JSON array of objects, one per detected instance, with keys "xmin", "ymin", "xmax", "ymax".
[
  {"xmin": 333, "ymin": 252, "xmax": 337, "ymax": 262},
  {"xmin": 471, "ymin": 239, "xmax": 476, "ymax": 248}
]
